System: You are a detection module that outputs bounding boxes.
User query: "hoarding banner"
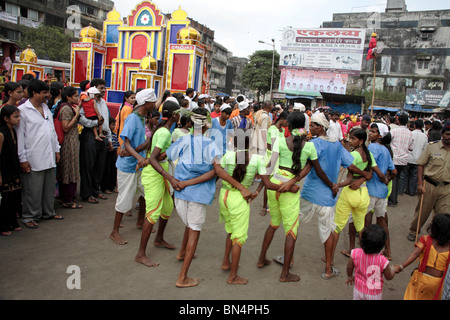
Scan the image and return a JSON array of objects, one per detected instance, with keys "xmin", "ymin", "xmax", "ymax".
[
  {"xmin": 280, "ymin": 28, "xmax": 366, "ymax": 76},
  {"xmin": 279, "ymin": 68, "xmax": 348, "ymax": 97},
  {"xmin": 405, "ymin": 89, "xmax": 450, "ymax": 108}
]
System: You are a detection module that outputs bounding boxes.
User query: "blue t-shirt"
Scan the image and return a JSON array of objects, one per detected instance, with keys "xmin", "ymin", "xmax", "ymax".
[
  {"xmin": 115, "ymin": 112, "xmax": 146, "ymax": 173},
  {"xmin": 367, "ymin": 143, "xmax": 395, "ymax": 199},
  {"xmin": 301, "ymin": 136, "xmax": 354, "ymax": 207},
  {"xmin": 166, "ymin": 134, "xmax": 220, "ymax": 205},
  {"xmin": 209, "ymin": 117, "xmax": 234, "ymax": 155}
]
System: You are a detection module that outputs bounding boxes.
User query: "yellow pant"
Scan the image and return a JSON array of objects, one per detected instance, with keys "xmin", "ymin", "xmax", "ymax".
[
  {"xmin": 267, "ymin": 170, "xmax": 300, "ymax": 239},
  {"xmin": 219, "ymin": 188, "xmax": 250, "ymax": 246},
  {"xmin": 141, "ymin": 161, "xmax": 173, "ymax": 224},
  {"xmin": 335, "ymin": 185, "xmax": 370, "ymax": 233}
]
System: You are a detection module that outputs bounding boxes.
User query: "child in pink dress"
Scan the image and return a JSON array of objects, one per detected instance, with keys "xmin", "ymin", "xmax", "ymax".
[{"xmin": 346, "ymin": 224, "xmax": 397, "ymax": 300}]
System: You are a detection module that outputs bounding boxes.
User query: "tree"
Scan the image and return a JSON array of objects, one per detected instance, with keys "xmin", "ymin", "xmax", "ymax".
[
  {"xmin": 241, "ymin": 50, "xmax": 280, "ymax": 101},
  {"xmin": 18, "ymin": 25, "xmax": 73, "ymax": 62}
]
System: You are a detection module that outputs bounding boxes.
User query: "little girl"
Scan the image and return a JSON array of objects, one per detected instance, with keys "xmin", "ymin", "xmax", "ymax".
[
  {"xmin": 217, "ymin": 128, "xmax": 267, "ymax": 284},
  {"xmin": 346, "ymin": 224, "xmax": 397, "ymax": 300},
  {"xmin": 0, "ymin": 105, "xmax": 22, "ymax": 235},
  {"xmin": 397, "ymin": 214, "xmax": 450, "ymax": 300},
  {"xmin": 82, "ymin": 87, "xmax": 104, "ymax": 141}
]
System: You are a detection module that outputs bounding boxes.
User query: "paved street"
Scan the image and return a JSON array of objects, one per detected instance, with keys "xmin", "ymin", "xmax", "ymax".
[{"xmin": 0, "ymin": 180, "xmax": 424, "ymax": 301}]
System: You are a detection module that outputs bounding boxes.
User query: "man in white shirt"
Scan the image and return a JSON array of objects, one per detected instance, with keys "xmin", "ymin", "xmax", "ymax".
[
  {"xmin": 404, "ymin": 120, "xmax": 428, "ymax": 196},
  {"xmin": 184, "ymin": 88, "xmax": 194, "ymax": 109},
  {"xmin": 79, "ymin": 78, "xmax": 112, "ymax": 203},
  {"xmin": 327, "ymin": 110, "xmax": 343, "ymax": 142},
  {"xmin": 253, "ymin": 100, "xmax": 272, "ymax": 155},
  {"xmin": 17, "ymin": 78, "xmax": 63, "ymax": 229},
  {"xmin": 388, "ymin": 113, "xmax": 414, "ymax": 206}
]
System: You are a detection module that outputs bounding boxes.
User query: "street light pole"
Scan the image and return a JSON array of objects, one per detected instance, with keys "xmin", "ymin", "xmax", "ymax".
[{"xmin": 259, "ymin": 39, "xmax": 275, "ymax": 101}]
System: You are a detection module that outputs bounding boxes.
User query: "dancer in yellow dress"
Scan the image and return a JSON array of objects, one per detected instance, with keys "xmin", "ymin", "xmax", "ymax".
[
  {"xmin": 135, "ymin": 100, "xmax": 181, "ymax": 267},
  {"xmin": 257, "ymin": 111, "xmax": 334, "ymax": 282},
  {"xmin": 218, "ymin": 128, "xmax": 267, "ymax": 284}
]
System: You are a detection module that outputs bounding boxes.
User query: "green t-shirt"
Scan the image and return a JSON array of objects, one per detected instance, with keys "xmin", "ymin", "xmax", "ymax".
[
  {"xmin": 267, "ymin": 125, "xmax": 285, "ymax": 145},
  {"xmin": 277, "ymin": 139, "xmax": 318, "ymax": 170},
  {"xmin": 171, "ymin": 128, "xmax": 190, "ymax": 142},
  {"xmin": 149, "ymin": 127, "xmax": 172, "ymax": 155},
  {"xmin": 221, "ymin": 151, "xmax": 267, "ymax": 189},
  {"xmin": 350, "ymin": 150, "xmax": 377, "ymax": 176}
]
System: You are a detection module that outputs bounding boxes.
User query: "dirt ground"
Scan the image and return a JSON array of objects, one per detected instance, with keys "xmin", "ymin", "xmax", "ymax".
[{"xmin": 0, "ymin": 179, "xmax": 426, "ymax": 302}]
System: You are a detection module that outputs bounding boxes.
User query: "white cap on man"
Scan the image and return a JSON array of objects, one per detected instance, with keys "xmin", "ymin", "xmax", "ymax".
[{"xmin": 136, "ymin": 88, "xmax": 157, "ymax": 106}]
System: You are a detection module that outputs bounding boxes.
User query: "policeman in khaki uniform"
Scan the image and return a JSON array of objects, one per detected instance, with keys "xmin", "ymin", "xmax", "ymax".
[{"xmin": 407, "ymin": 122, "xmax": 450, "ymax": 241}]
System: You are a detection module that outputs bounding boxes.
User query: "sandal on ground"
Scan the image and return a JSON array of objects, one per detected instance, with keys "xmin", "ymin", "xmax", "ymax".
[
  {"xmin": 96, "ymin": 193, "xmax": 108, "ymax": 200},
  {"xmin": 42, "ymin": 214, "xmax": 64, "ymax": 220},
  {"xmin": 259, "ymin": 208, "xmax": 269, "ymax": 216},
  {"xmin": 407, "ymin": 233, "xmax": 416, "ymax": 242},
  {"xmin": 1, "ymin": 231, "xmax": 12, "ymax": 236},
  {"xmin": 24, "ymin": 221, "xmax": 38, "ymax": 229},
  {"xmin": 83, "ymin": 196, "xmax": 99, "ymax": 204},
  {"xmin": 321, "ymin": 267, "xmax": 340, "ymax": 280},
  {"xmin": 62, "ymin": 202, "xmax": 83, "ymax": 209}
]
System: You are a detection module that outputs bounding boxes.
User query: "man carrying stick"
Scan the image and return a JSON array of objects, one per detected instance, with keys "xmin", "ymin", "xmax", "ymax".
[{"xmin": 407, "ymin": 122, "xmax": 450, "ymax": 242}]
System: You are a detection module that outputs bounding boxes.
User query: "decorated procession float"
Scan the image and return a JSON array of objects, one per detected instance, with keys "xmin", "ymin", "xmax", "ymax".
[{"xmin": 12, "ymin": 1, "xmax": 209, "ymax": 117}]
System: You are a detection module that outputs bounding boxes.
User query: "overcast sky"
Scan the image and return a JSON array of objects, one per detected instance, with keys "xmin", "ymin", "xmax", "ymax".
[{"xmin": 114, "ymin": 0, "xmax": 448, "ymax": 58}]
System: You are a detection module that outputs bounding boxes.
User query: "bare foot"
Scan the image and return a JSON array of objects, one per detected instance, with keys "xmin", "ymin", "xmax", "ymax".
[
  {"xmin": 176, "ymin": 254, "xmax": 197, "ymax": 261},
  {"xmin": 279, "ymin": 273, "xmax": 300, "ymax": 282},
  {"xmin": 321, "ymin": 257, "xmax": 334, "ymax": 266},
  {"xmin": 227, "ymin": 275, "xmax": 248, "ymax": 285},
  {"xmin": 135, "ymin": 254, "xmax": 159, "ymax": 267},
  {"xmin": 257, "ymin": 258, "xmax": 272, "ymax": 268},
  {"xmin": 340, "ymin": 250, "xmax": 351, "ymax": 258},
  {"xmin": 154, "ymin": 240, "xmax": 176, "ymax": 249},
  {"xmin": 221, "ymin": 263, "xmax": 231, "ymax": 271},
  {"xmin": 110, "ymin": 232, "xmax": 127, "ymax": 245},
  {"xmin": 176, "ymin": 277, "xmax": 199, "ymax": 288}
]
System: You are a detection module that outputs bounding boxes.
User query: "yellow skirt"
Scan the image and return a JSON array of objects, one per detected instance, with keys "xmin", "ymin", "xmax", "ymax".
[
  {"xmin": 267, "ymin": 169, "xmax": 300, "ymax": 239},
  {"xmin": 404, "ymin": 270, "xmax": 443, "ymax": 300}
]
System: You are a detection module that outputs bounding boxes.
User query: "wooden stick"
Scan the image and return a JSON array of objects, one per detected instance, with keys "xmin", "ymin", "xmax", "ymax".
[{"xmin": 415, "ymin": 189, "xmax": 425, "ymax": 243}]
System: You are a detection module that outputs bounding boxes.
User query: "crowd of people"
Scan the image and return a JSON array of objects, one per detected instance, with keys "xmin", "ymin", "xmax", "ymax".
[{"xmin": 0, "ymin": 71, "xmax": 449, "ymax": 299}]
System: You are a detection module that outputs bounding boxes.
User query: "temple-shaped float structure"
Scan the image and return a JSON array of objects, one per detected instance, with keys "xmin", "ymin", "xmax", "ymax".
[{"xmin": 70, "ymin": 1, "xmax": 208, "ymax": 110}]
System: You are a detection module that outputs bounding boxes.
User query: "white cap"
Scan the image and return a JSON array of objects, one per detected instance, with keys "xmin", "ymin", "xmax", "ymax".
[
  {"xmin": 136, "ymin": 88, "xmax": 157, "ymax": 106},
  {"xmin": 376, "ymin": 123, "xmax": 389, "ymax": 137},
  {"xmin": 87, "ymin": 87, "xmax": 101, "ymax": 97},
  {"xmin": 293, "ymin": 102, "xmax": 305, "ymax": 112},
  {"xmin": 238, "ymin": 101, "xmax": 249, "ymax": 111},
  {"xmin": 165, "ymin": 96, "xmax": 179, "ymax": 105},
  {"xmin": 220, "ymin": 103, "xmax": 232, "ymax": 112}
]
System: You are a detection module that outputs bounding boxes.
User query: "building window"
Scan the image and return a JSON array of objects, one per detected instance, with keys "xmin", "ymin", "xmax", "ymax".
[
  {"xmin": 28, "ymin": 9, "xmax": 39, "ymax": 21},
  {"xmin": 6, "ymin": 29, "xmax": 20, "ymax": 40},
  {"xmin": 5, "ymin": 2, "xmax": 19, "ymax": 16},
  {"xmin": 420, "ymin": 32, "xmax": 433, "ymax": 41},
  {"xmin": 417, "ymin": 59, "xmax": 430, "ymax": 70}
]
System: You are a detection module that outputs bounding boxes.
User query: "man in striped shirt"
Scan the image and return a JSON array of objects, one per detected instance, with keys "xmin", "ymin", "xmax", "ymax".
[{"xmin": 388, "ymin": 113, "xmax": 414, "ymax": 207}]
